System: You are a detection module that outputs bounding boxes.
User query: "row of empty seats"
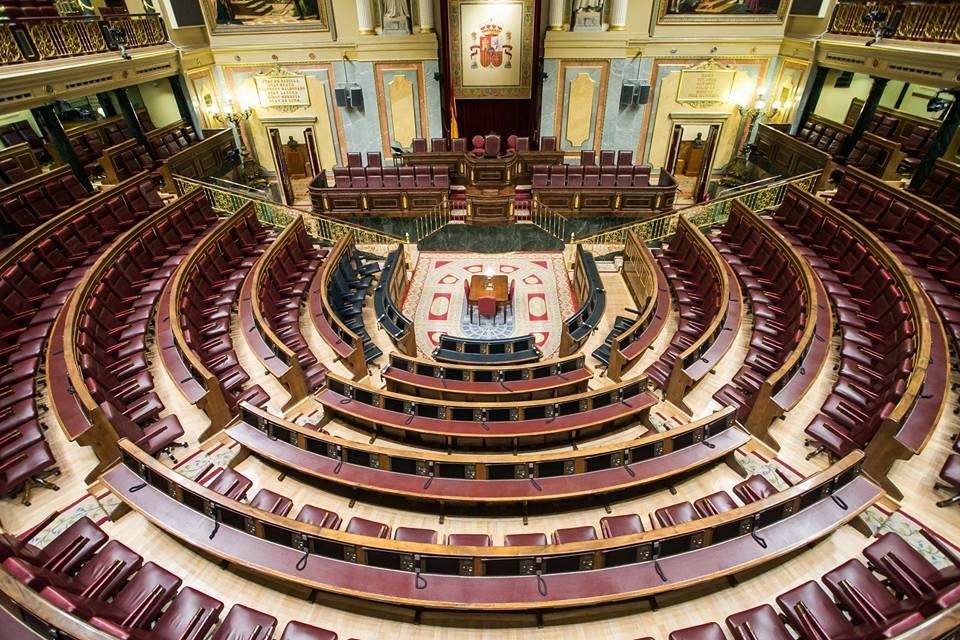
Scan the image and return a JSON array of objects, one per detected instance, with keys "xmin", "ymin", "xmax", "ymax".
[
  {"xmin": 651, "ymin": 531, "xmax": 959, "ymax": 640},
  {"xmin": 532, "ymin": 163, "xmax": 653, "ymax": 188},
  {"xmin": 1, "ymin": 173, "xmax": 163, "ymax": 504},
  {"xmin": 910, "ymin": 157, "xmax": 960, "ymax": 215},
  {"xmin": 331, "ymin": 164, "xmax": 449, "ymax": 189},
  {"xmin": 323, "ymin": 237, "xmax": 383, "ymax": 364},
  {"xmin": 0, "ymin": 166, "xmax": 92, "ymax": 246},
  {"xmin": 1, "ymin": 516, "xmax": 341, "ymax": 640}
]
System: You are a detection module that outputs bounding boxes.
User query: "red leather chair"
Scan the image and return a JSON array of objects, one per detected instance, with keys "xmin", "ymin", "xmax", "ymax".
[
  {"xmin": 726, "ymin": 604, "xmax": 793, "ymax": 639},
  {"xmin": 471, "ymin": 135, "xmax": 484, "ymax": 157},
  {"xmin": 477, "ymin": 295, "xmax": 497, "ymax": 325},
  {"xmin": 295, "ymin": 505, "xmax": 342, "ymax": 530},
  {"xmin": 203, "ymin": 467, "xmax": 252, "ymax": 501},
  {"xmin": 653, "ymin": 501, "xmax": 699, "ymax": 528},
  {"xmin": 249, "ymin": 488, "xmax": 294, "ymax": 517},
  {"xmin": 502, "ymin": 533, "xmax": 547, "ymax": 546},
  {"xmin": 3, "ymin": 539, "xmax": 141, "ymax": 597},
  {"xmin": 732, "ymin": 475, "xmax": 779, "ymax": 504},
  {"xmin": 823, "ymin": 559, "xmax": 917, "ymax": 625},
  {"xmin": 934, "ymin": 454, "xmax": 960, "ymax": 507},
  {"xmin": 599, "ymin": 514, "xmax": 644, "ymax": 538},
  {"xmin": 668, "ymin": 622, "xmax": 726, "ymax": 640},
  {"xmin": 41, "ymin": 561, "xmax": 181, "ymax": 629},
  {"xmin": 693, "ymin": 491, "xmax": 738, "ymax": 518},
  {"xmin": 445, "ymin": 533, "xmax": 491, "ymax": 546},
  {"xmin": 281, "ymin": 620, "xmax": 338, "ymax": 640},
  {"xmin": 0, "ymin": 517, "xmax": 106, "ymax": 570},
  {"xmin": 0, "ymin": 441, "xmax": 60, "ymax": 505},
  {"xmin": 863, "ymin": 532, "xmax": 960, "ymax": 598},
  {"xmin": 394, "ymin": 527, "xmax": 438, "ymax": 544},
  {"xmin": 90, "ymin": 586, "xmax": 223, "ymax": 640},
  {"xmin": 211, "ymin": 604, "xmax": 277, "ymax": 640},
  {"xmin": 344, "ymin": 517, "xmax": 390, "ymax": 539},
  {"xmin": 551, "ymin": 526, "xmax": 597, "ymax": 544}
]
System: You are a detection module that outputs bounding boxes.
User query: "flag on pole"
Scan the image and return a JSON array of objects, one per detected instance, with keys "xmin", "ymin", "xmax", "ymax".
[{"xmin": 449, "ymin": 85, "xmax": 459, "ymax": 139}]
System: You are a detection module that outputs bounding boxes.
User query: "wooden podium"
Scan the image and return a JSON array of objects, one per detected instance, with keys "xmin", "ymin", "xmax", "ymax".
[{"xmin": 467, "ymin": 191, "xmax": 514, "ymax": 226}]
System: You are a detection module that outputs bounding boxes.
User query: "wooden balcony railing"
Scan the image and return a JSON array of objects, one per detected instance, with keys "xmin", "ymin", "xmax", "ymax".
[
  {"xmin": 0, "ymin": 12, "xmax": 167, "ymax": 66},
  {"xmin": 829, "ymin": 1, "xmax": 960, "ymax": 44}
]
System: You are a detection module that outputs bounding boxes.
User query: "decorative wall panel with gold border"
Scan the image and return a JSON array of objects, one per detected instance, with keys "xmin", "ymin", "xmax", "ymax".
[
  {"xmin": 224, "ymin": 64, "xmax": 347, "ymax": 175},
  {"xmin": 768, "ymin": 59, "xmax": 809, "ymax": 126},
  {"xmin": 187, "ymin": 67, "xmax": 221, "ymax": 130},
  {"xmin": 448, "ymin": 0, "xmax": 535, "ymax": 99},
  {"xmin": 374, "ymin": 63, "xmax": 429, "ymax": 156},
  {"xmin": 554, "ymin": 60, "xmax": 608, "ymax": 156}
]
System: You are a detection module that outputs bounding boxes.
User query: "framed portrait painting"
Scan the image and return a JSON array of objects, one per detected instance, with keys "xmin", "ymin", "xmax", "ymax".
[
  {"xmin": 657, "ymin": 0, "xmax": 788, "ymax": 24},
  {"xmin": 448, "ymin": 0, "xmax": 535, "ymax": 99}
]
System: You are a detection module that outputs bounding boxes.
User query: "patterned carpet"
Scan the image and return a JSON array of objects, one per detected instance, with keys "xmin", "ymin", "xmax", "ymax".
[{"xmin": 402, "ymin": 252, "xmax": 575, "ymax": 358}]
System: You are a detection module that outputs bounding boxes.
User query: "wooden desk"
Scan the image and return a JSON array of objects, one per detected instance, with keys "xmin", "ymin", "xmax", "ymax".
[{"xmin": 468, "ymin": 274, "xmax": 508, "ymax": 304}]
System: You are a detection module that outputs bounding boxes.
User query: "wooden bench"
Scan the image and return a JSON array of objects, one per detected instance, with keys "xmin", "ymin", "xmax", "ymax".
[
  {"xmin": 646, "ymin": 216, "xmax": 744, "ymax": 411},
  {"xmin": 754, "ymin": 123, "xmax": 832, "ymax": 181},
  {"xmin": 711, "ymin": 201, "xmax": 834, "ymax": 450},
  {"xmin": 559, "ymin": 245, "xmax": 606, "ymax": 356},
  {"xmin": 532, "ymin": 165, "xmax": 678, "ymax": 216},
  {"xmin": 317, "ymin": 371, "xmax": 655, "ymax": 451},
  {"xmin": 382, "ymin": 352, "xmax": 591, "ymax": 401},
  {"xmin": 229, "ymin": 403, "xmax": 745, "ymax": 506},
  {"xmin": 595, "ymin": 230, "xmax": 670, "ymax": 382},
  {"xmin": 104, "ymin": 442, "xmax": 879, "ymax": 610}
]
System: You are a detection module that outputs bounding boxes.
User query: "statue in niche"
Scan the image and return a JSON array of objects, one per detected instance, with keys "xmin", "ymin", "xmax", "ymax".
[
  {"xmin": 381, "ymin": 0, "xmax": 411, "ymax": 34},
  {"xmin": 573, "ymin": 0, "xmax": 604, "ymax": 31}
]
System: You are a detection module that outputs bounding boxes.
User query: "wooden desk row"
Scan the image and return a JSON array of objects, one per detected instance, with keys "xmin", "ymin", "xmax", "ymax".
[
  {"xmin": 431, "ymin": 334, "xmax": 542, "ymax": 365},
  {"xmin": 382, "ymin": 352, "xmax": 591, "ymax": 401},
  {"xmin": 317, "ymin": 371, "xmax": 655, "ymax": 451},
  {"xmin": 560, "ymin": 245, "xmax": 606, "ymax": 357},
  {"xmin": 229, "ymin": 403, "xmax": 744, "ymax": 504},
  {"xmin": 373, "ymin": 246, "xmax": 415, "ymax": 356},
  {"xmin": 401, "ymin": 148, "xmax": 564, "ymax": 187},
  {"xmin": 104, "ymin": 443, "xmax": 878, "ymax": 610},
  {"xmin": 604, "ymin": 230, "xmax": 670, "ymax": 382},
  {"xmin": 307, "ymin": 230, "xmax": 368, "ymax": 380},
  {"xmin": 532, "ymin": 171, "xmax": 678, "ymax": 216}
]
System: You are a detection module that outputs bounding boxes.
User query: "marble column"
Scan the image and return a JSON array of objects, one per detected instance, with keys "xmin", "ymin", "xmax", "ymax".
[
  {"xmin": 168, "ymin": 74, "xmax": 204, "ymax": 140},
  {"xmin": 839, "ymin": 75, "xmax": 889, "ymax": 157},
  {"xmin": 113, "ymin": 88, "xmax": 148, "ymax": 146},
  {"xmin": 356, "ymin": 0, "xmax": 375, "ymax": 35},
  {"xmin": 34, "ymin": 104, "xmax": 92, "ymax": 190},
  {"xmin": 909, "ymin": 90, "xmax": 960, "ymax": 190},
  {"xmin": 418, "ymin": 0, "xmax": 434, "ymax": 32},
  {"xmin": 608, "ymin": 0, "xmax": 628, "ymax": 30},
  {"xmin": 548, "ymin": 0, "xmax": 565, "ymax": 31},
  {"xmin": 793, "ymin": 65, "xmax": 827, "ymax": 136}
]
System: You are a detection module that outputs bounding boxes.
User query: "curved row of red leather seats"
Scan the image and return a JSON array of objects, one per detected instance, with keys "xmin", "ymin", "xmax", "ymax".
[
  {"xmin": 200, "ymin": 463, "xmax": 787, "ymax": 546},
  {"xmin": 75, "ymin": 194, "xmax": 223, "ymax": 460},
  {"xmin": 796, "ymin": 120, "xmax": 848, "ymax": 156},
  {"xmin": 175, "ymin": 207, "xmax": 273, "ymax": 411},
  {"xmin": 0, "ymin": 168, "xmax": 93, "ymax": 247},
  {"xmin": 711, "ymin": 204, "xmax": 808, "ymax": 423},
  {"xmin": 645, "ymin": 221, "xmax": 722, "ymax": 389},
  {"xmin": 910, "ymin": 161, "xmax": 960, "ymax": 215},
  {"xmin": 0, "ymin": 516, "xmax": 342, "ymax": 640},
  {"xmin": 324, "ymin": 241, "xmax": 383, "ymax": 363},
  {"xmin": 531, "ymin": 162, "xmax": 652, "ymax": 189},
  {"xmin": 255, "ymin": 223, "xmax": 328, "ymax": 391},
  {"xmin": 648, "ymin": 530, "xmax": 960, "ymax": 640},
  {"xmin": 795, "ymin": 117, "xmax": 897, "ymax": 179},
  {"xmin": 149, "ymin": 125, "xmax": 198, "ymax": 162},
  {"xmin": 0, "ymin": 175, "xmax": 164, "ymax": 504},
  {"xmin": 832, "ymin": 168, "xmax": 960, "ymax": 361},
  {"xmin": 765, "ymin": 190, "xmax": 920, "ymax": 459}
]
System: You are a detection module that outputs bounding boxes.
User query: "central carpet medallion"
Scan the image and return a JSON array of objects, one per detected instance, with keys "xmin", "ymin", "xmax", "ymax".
[{"xmin": 402, "ymin": 252, "xmax": 575, "ymax": 358}]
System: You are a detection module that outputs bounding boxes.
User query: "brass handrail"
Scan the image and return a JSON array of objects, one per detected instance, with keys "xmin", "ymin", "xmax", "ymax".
[
  {"xmin": 171, "ymin": 175, "xmax": 404, "ymax": 255},
  {"xmin": 576, "ymin": 170, "xmax": 822, "ymax": 246}
]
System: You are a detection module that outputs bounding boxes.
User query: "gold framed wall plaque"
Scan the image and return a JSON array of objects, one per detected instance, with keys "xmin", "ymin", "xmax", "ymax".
[{"xmin": 448, "ymin": 0, "xmax": 535, "ymax": 99}]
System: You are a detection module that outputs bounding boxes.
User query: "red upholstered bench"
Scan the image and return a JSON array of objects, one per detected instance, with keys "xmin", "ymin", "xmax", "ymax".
[
  {"xmin": 344, "ymin": 517, "xmax": 390, "ymax": 539},
  {"xmin": 249, "ymin": 488, "xmax": 293, "ymax": 517},
  {"xmin": 394, "ymin": 527, "xmax": 437, "ymax": 544},
  {"xmin": 502, "ymin": 533, "xmax": 547, "ymax": 546},
  {"xmin": 294, "ymin": 505, "xmax": 341, "ymax": 530}
]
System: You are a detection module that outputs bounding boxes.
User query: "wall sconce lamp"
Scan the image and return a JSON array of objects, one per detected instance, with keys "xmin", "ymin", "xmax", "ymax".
[{"xmin": 210, "ymin": 98, "xmax": 252, "ymax": 126}]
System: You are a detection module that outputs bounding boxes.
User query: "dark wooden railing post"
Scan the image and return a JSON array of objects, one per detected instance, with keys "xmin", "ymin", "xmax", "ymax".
[
  {"xmin": 34, "ymin": 104, "xmax": 92, "ymax": 191},
  {"xmin": 839, "ymin": 76, "xmax": 889, "ymax": 157},
  {"xmin": 793, "ymin": 65, "xmax": 828, "ymax": 136},
  {"xmin": 113, "ymin": 87, "xmax": 148, "ymax": 146}
]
